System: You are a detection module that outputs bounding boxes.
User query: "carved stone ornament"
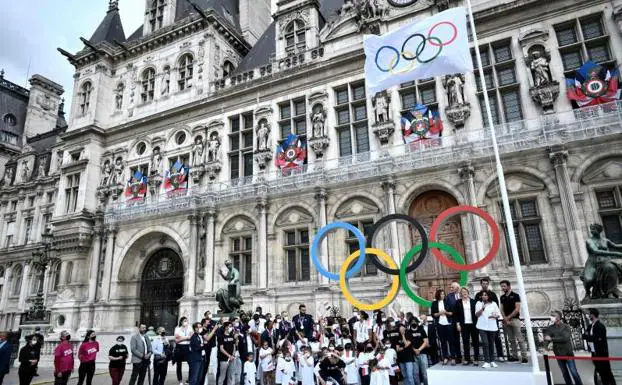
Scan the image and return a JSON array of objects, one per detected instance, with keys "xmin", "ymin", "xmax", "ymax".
[
  {"xmin": 614, "ymin": 6, "xmax": 622, "ymax": 35},
  {"xmin": 308, "ymin": 136, "xmax": 330, "ymax": 158},
  {"xmin": 190, "ymin": 165, "xmax": 204, "ymax": 184},
  {"xmin": 36, "ymin": 94, "xmax": 57, "ymax": 111},
  {"xmin": 372, "ymin": 120, "xmax": 395, "ymax": 145},
  {"xmin": 255, "ymin": 118, "xmax": 271, "ymax": 152},
  {"xmin": 206, "ymin": 131, "xmax": 221, "ymax": 163},
  {"xmin": 311, "ymin": 104, "xmax": 327, "ymax": 138},
  {"xmin": 445, "ymin": 103, "xmax": 471, "ymax": 128},
  {"xmin": 435, "ymin": 0, "xmax": 449, "ymax": 12},
  {"xmin": 205, "ymin": 161, "xmax": 222, "ymax": 181},
  {"xmin": 254, "ymin": 149, "xmax": 273, "ymax": 171},
  {"xmin": 373, "ymin": 91, "xmax": 390, "ymax": 123},
  {"xmin": 530, "ymin": 81, "xmax": 560, "ymax": 114}
]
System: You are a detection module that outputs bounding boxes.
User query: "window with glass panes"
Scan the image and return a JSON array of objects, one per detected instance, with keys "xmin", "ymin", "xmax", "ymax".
[
  {"xmin": 230, "ymin": 236, "xmax": 253, "ymax": 285},
  {"xmin": 285, "ymin": 19, "xmax": 306, "ymax": 51},
  {"xmin": 148, "ymin": 0, "xmax": 165, "ymax": 32},
  {"xmin": 595, "ymin": 187, "xmax": 622, "ymax": 244},
  {"xmin": 284, "ymin": 228, "xmax": 310, "ymax": 281},
  {"xmin": 167, "ymin": 154, "xmax": 189, "ymax": 171},
  {"xmin": 399, "ymin": 79, "xmax": 438, "ymax": 112},
  {"xmin": 65, "ymin": 174, "xmax": 80, "ymax": 213},
  {"xmin": 554, "ymin": 15, "xmax": 614, "ymax": 77},
  {"xmin": 472, "ymin": 40, "xmax": 523, "ymax": 126},
  {"xmin": 279, "ymin": 98, "xmax": 307, "ymax": 139},
  {"xmin": 229, "ymin": 113, "xmax": 254, "ymax": 181},
  {"xmin": 500, "ymin": 199, "xmax": 547, "ymax": 265},
  {"xmin": 130, "ymin": 164, "xmax": 149, "ymax": 178},
  {"xmin": 334, "ymin": 83, "xmax": 370, "ymax": 157},
  {"xmin": 345, "ymin": 220, "xmax": 377, "ymax": 276}
]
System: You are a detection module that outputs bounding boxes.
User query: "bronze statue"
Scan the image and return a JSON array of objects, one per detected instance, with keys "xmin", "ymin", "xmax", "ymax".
[
  {"xmin": 581, "ymin": 224, "xmax": 622, "ymax": 300},
  {"xmin": 216, "ymin": 260, "xmax": 244, "ymax": 313}
]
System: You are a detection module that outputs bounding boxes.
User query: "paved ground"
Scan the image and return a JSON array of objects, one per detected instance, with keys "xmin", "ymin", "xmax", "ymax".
[{"xmin": 2, "ymin": 367, "xmax": 200, "ymax": 385}]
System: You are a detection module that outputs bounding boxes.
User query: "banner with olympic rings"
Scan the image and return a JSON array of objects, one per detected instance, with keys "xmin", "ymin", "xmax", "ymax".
[
  {"xmin": 363, "ymin": 7, "xmax": 472, "ymax": 94},
  {"xmin": 310, "ymin": 205, "xmax": 501, "ymax": 311}
]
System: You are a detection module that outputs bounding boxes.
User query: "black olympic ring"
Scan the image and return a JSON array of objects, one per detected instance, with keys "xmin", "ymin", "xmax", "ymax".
[
  {"xmin": 365, "ymin": 214, "xmax": 429, "ymax": 275},
  {"xmin": 375, "ymin": 35, "xmax": 444, "ymax": 72}
]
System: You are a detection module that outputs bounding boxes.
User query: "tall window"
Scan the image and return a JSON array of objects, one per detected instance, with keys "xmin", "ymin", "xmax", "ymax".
[
  {"xmin": 52, "ymin": 262, "xmax": 62, "ymax": 292},
  {"xmin": 284, "ymin": 229, "xmax": 310, "ymax": 281},
  {"xmin": 345, "ymin": 220, "xmax": 377, "ymax": 276},
  {"xmin": 334, "ymin": 82, "xmax": 370, "ymax": 158},
  {"xmin": 285, "ymin": 19, "xmax": 306, "ymax": 52},
  {"xmin": 230, "ymin": 236, "xmax": 253, "ymax": 285},
  {"xmin": 24, "ymin": 218, "xmax": 33, "ymax": 244},
  {"xmin": 229, "ymin": 113, "xmax": 254, "ymax": 181},
  {"xmin": 555, "ymin": 15, "xmax": 614, "ymax": 77},
  {"xmin": 278, "ymin": 98, "xmax": 307, "ymax": 139},
  {"xmin": 65, "ymin": 174, "xmax": 80, "ymax": 213},
  {"xmin": 5, "ymin": 221, "xmax": 15, "ymax": 248},
  {"xmin": 500, "ymin": 199, "xmax": 547, "ymax": 265},
  {"xmin": 130, "ymin": 164, "xmax": 149, "ymax": 177},
  {"xmin": 10, "ymin": 201, "xmax": 17, "ymax": 211},
  {"xmin": 11, "ymin": 265, "xmax": 22, "ymax": 296},
  {"xmin": 223, "ymin": 60, "xmax": 235, "ymax": 77},
  {"xmin": 595, "ymin": 187, "xmax": 622, "ymax": 243},
  {"xmin": 141, "ymin": 68, "xmax": 156, "ymax": 103},
  {"xmin": 79, "ymin": 82, "xmax": 92, "ymax": 115},
  {"xmin": 42, "ymin": 213, "xmax": 52, "ymax": 233},
  {"xmin": 178, "ymin": 54, "xmax": 194, "ymax": 91},
  {"xmin": 472, "ymin": 40, "xmax": 522, "ymax": 126},
  {"xmin": 148, "ymin": 0, "xmax": 165, "ymax": 32},
  {"xmin": 399, "ymin": 79, "xmax": 438, "ymax": 112}
]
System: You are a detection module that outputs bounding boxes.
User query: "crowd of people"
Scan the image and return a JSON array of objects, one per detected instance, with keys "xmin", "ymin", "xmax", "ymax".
[{"xmin": 0, "ymin": 277, "xmax": 617, "ymax": 385}]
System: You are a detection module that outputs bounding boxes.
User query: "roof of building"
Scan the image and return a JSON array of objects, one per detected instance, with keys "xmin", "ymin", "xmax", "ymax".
[
  {"xmin": 0, "ymin": 72, "xmax": 29, "ymax": 139},
  {"xmin": 234, "ymin": 0, "xmax": 343, "ymax": 73},
  {"xmin": 89, "ymin": 3, "xmax": 126, "ymax": 44}
]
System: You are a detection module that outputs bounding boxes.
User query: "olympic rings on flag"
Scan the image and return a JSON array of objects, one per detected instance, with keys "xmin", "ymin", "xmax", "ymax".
[
  {"xmin": 427, "ymin": 21, "xmax": 458, "ymax": 47},
  {"xmin": 310, "ymin": 221, "xmax": 367, "ymax": 281}
]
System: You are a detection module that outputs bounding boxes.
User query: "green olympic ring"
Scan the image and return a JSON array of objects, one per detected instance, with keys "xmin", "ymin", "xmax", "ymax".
[{"xmin": 399, "ymin": 242, "xmax": 468, "ymax": 307}]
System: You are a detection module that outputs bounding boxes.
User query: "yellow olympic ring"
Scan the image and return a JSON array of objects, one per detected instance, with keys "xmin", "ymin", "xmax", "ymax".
[
  {"xmin": 388, "ymin": 50, "xmax": 417, "ymax": 75},
  {"xmin": 339, "ymin": 248, "xmax": 400, "ymax": 311}
]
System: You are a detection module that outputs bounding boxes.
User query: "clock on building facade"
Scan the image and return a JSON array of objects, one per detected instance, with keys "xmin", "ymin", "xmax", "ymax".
[{"xmin": 387, "ymin": 0, "xmax": 418, "ymax": 7}]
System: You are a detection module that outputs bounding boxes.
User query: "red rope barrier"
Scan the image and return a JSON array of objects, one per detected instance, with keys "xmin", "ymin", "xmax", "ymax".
[{"xmin": 547, "ymin": 355, "xmax": 622, "ymax": 361}]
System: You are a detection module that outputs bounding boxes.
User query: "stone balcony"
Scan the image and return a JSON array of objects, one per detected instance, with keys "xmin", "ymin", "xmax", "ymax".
[{"xmin": 104, "ymin": 101, "xmax": 622, "ymax": 224}]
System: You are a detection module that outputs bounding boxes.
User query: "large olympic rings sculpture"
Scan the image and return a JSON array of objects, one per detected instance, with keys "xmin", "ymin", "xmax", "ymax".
[
  {"xmin": 374, "ymin": 21, "xmax": 458, "ymax": 74},
  {"xmin": 310, "ymin": 205, "xmax": 501, "ymax": 310}
]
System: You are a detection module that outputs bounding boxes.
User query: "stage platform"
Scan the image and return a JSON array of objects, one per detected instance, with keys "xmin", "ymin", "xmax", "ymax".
[{"xmin": 428, "ymin": 362, "xmax": 548, "ymax": 385}]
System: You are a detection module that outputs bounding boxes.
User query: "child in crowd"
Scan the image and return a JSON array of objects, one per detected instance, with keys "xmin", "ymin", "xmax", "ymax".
[
  {"xmin": 298, "ymin": 346, "xmax": 315, "ymax": 385},
  {"xmin": 243, "ymin": 352, "xmax": 256, "ymax": 385},
  {"xmin": 342, "ymin": 343, "xmax": 359, "ymax": 385},
  {"xmin": 260, "ymin": 341, "xmax": 275, "ymax": 385}
]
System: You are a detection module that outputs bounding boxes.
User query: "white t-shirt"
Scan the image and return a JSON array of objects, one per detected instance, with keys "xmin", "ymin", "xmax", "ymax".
[
  {"xmin": 260, "ymin": 347, "xmax": 274, "ymax": 372},
  {"xmin": 438, "ymin": 301, "xmax": 449, "ymax": 326},
  {"xmin": 475, "ymin": 301, "xmax": 500, "ymax": 332},
  {"xmin": 244, "ymin": 361, "xmax": 257, "ymax": 385},
  {"xmin": 462, "ymin": 300, "xmax": 473, "ymax": 324},
  {"xmin": 174, "ymin": 326, "xmax": 191, "ymax": 345},
  {"xmin": 354, "ymin": 320, "xmax": 371, "ymax": 343}
]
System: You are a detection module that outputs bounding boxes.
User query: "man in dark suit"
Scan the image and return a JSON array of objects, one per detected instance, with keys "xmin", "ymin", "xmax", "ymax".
[
  {"xmin": 583, "ymin": 308, "xmax": 616, "ymax": 385},
  {"xmin": 292, "ymin": 304, "xmax": 314, "ymax": 340},
  {"xmin": 0, "ymin": 331, "xmax": 11, "ymax": 385},
  {"xmin": 453, "ymin": 289, "xmax": 479, "ymax": 365},
  {"xmin": 129, "ymin": 324, "xmax": 153, "ymax": 385},
  {"xmin": 188, "ymin": 322, "xmax": 205, "ymax": 385},
  {"xmin": 446, "ymin": 281, "xmax": 462, "ymax": 363},
  {"xmin": 260, "ymin": 321, "xmax": 277, "ymax": 348}
]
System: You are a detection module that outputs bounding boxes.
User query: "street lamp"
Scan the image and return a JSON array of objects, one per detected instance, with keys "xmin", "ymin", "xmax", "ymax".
[{"xmin": 25, "ymin": 228, "xmax": 59, "ymax": 323}]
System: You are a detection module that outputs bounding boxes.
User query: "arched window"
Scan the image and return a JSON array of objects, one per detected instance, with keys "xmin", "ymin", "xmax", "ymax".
[
  {"xmin": 52, "ymin": 262, "xmax": 62, "ymax": 292},
  {"xmin": 222, "ymin": 60, "xmax": 235, "ymax": 77},
  {"xmin": 79, "ymin": 82, "xmax": 92, "ymax": 115},
  {"xmin": 285, "ymin": 20, "xmax": 306, "ymax": 51},
  {"xmin": 30, "ymin": 267, "xmax": 44, "ymax": 295},
  {"xmin": 3, "ymin": 113, "xmax": 16, "ymax": 126},
  {"xmin": 178, "ymin": 54, "xmax": 194, "ymax": 91},
  {"xmin": 11, "ymin": 264, "xmax": 23, "ymax": 296},
  {"xmin": 141, "ymin": 68, "xmax": 156, "ymax": 103}
]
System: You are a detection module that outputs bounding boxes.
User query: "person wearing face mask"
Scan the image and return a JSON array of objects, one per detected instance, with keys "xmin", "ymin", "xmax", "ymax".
[
  {"xmin": 293, "ymin": 304, "xmax": 314, "ymax": 341},
  {"xmin": 77, "ymin": 330, "xmax": 99, "ymax": 385},
  {"xmin": 277, "ymin": 349, "xmax": 296, "ymax": 385},
  {"xmin": 129, "ymin": 324, "xmax": 153, "ymax": 385},
  {"xmin": 298, "ymin": 346, "xmax": 315, "ymax": 385},
  {"xmin": 54, "ymin": 331, "xmax": 74, "ymax": 385},
  {"xmin": 409, "ymin": 320, "xmax": 429, "ymax": 385},
  {"xmin": 354, "ymin": 312, "xmax": 372, "ymax": 350},
  {"xmin": 174, "ymin": 317, "xmax": 192, "ymax": 385},
  {"xmin": 381, "ymin": 339, "xmax": 398, "ymax": 385},
  {"xmin": 152, "ymin": 327, "xmax": 173, "ymax": 385},
  {"xmin": 419, "ymin": 314, "xmax": 437, "ymax": 366},
  {"xmin": 277, "ymin": 311, "xmax": 293, "ymax": 343},
  {"xmin": 188, "ymin": 322, "xmax": 206, "ymax": 385},
  {"xmin": 545, "ymin": 311, "xmax": 583, "ymax": 385},
  {"xmin": 357, "ymin": 344, "xmax": 374, "ymax": 385},
  {"xmin": 108, "ymin": 336, "xmax": 128, "ymax": 385},
  {"xmin": 317, "ymin": 349, "xmax": 346, "ymax": 385},
  {"xmin": 582, "ymin": 308, "xmax": 616, "ymax": 385},
  {"xmin": 347, "ymin": 309, "xmax": 359, "ymax": 337},
  {"xmin": 17, "ymin": 336, "xmax": 39, "ymax": 385},
  {"xmin": 200, "ymin": 316, "xmax": 220, "ymax": 385},
  {"xmin": 396, "ymin": 324, "xmax": 417, "ymax": 385},
  {"xmin": 218, "ymin": 322, "xmax": 238, "ymax": 385}
]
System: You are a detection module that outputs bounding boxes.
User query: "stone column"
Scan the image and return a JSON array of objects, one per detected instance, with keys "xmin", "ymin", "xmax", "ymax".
[
  {"xmin": 203, "ymin": 209, "xmax": 216, "ymax": 294},
  {"xmin": 42, "ymin": 266, "xmax": 50, "ymax": 304},
  {"xmin": 315, "ymin": 188, "xmax": 329, "ymax": 286},
  {"xmin": 100, "ymin": 226, "xmax": 117, "ymax": 302},
  {"xmin": 381, "ymin": 178, "xmax": 401, "ymax": 261},
  {"xmin": 0, "ymin": 262, "xmax": 13, "ymax": 311},
  {"xmin": 86, "ymin": 223, "xmax": 103, "ymax": 303},
  {"xmin": 550, "ymin": 150, "xmax": 587, "ymax": 267},
  {"xmin": 256, "ymin": 198, "xmax": 268, "ymax": 289},
  {"xmin": 18, "ymin": 260, "xmax": 31, "ymax": 311},
  {"xmin": 186, "ymin": 213, "xmax": 200, "ymax": 297},
  {"xmin": 458, "ymin": 163, "xmax": 485, "ymax": 264}
]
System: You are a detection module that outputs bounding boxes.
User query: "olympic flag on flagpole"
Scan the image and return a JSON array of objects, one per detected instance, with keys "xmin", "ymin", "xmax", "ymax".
[{"xmin": 364, "ymin": 7, "xmax": 471, "ymax": 94}]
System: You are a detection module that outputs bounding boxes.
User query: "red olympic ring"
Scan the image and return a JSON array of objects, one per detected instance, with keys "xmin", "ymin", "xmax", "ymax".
[
  {"xmin": 429, "ymin": 205, "xmax": 500, "ymax": 271},
  {"xmin": 427, "ymin": 21, "xmax": 457, "ymax": 47}
]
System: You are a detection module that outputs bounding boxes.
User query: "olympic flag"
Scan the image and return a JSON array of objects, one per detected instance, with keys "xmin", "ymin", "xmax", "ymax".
[{"xmin": 363, "ymin": 7, "xmax": 471, "ymax": 94}]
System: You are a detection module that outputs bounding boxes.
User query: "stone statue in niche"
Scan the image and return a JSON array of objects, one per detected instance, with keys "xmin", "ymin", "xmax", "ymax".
[
  {"xmin": 530, "ymin": 51, "xmax": 552, "ymax": 87},
  {"xmin": 21, "ymin": 160, "xmax": 31, "ymax": 181},
  {"xmin": 109, "ymin": 157, "xmax": 125, "ymax": 185},
  {"xmin": 100, "ymin": 160, "xmax": 112, "ymax": 186},
  {"xmin": 444, "ymin": 74, "xmax": 465, "ymax": 107},
  {"xmin": 2, "ymin": 167, "xmax": 14, "ymax": 186},
  {"xmin": 373, "ymin": 92, "xmax": 389, "ymax": 123},
  {"xmin": 56, "ymin": 151, "xmax": 63, "ymax": 170},
  {"xmin": 207, "ymin": 133, "xmax": 221, "ymax": 163},
  {"xmin": 311, "ymin": 105, "xmax": 326, "ymax": 138},
  {"xmin": 256, "ymin": 120, "xmax": 270, "ymax": 152},
  {"xmin": 191, "ymin": 137, "xmax": 205, "ymax": 167},
  {"xmin": 37, "ymin": 156, "xmax": 47, "ymax": 178},
  {"xmin": 161, "ymin": 68, "xmax": 171, "ymax": 95},
  {"xmin": 150, "ymin": 147, "xmax": 163, "ymax": 176},
  {"xmin": 581, "ymin": 223, "xmax": 622, "ymax": 300},
  {"xmin": 115, "ymin": 84, "xmax": 124, "ymax": 110}
]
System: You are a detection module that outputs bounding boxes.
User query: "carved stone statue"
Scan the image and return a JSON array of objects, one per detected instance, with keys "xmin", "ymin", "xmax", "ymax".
[
  {"xmin": 150, "ymin": 147, "xmax": 163, "ymax": 176},
  {"xmin": 100, "ymin": 160, "xmax": 112, "ymax": 186},
  {"xmin": 161, "ymin": 68, "xmax": 171, "ymax": 95},
  {"xmin": 215, "ymin": 260, "xmax": 244, "ymax": 314},
  {"xmin": 374, "ymin": 92, "xmax": 389, "ymax": 123},
  {"xmin": 340, "ymin": 0, "xmax": 355, "ymax": 15},
  {"xmin": 530, "ymin": 51, "xmax": 552, "ymax": 87},
  {"xmin": 207, "ymin": 134, "xmax": 221, "ymax": 162},
  {"xmin": 191, "ymin": 137, "xmax": 204, "ymax": 167},
  {"xmin": 311, "ymin": 106, "xmax": 326, "ymax": 138},
  {"xmin": 21, "ymin": 160, "xmax": 31, "ymax": 181},
  {"xmin": 110, "ymin": 157, "xmax": 125, "ymax": 185},
  {"xmin": 56, "ymin": 151, "xmax": 63, "ymax": 170},
  {"xmin": 2, "ymin": 167, "xmax": 14, "ymax": 186},
  {"xmin": 37, "ymin": 157, "xmax": 47, "ymax": 178},
  {"xmin": 115, "ymin": 84, "xmax": 124, "ymax": 110},
  {"xmin": 581, "ymin": 223, "xmax": 622, "ymax": 300},
  {"xmin": 444, "ymin": 74, "xmax": 465, "ymax": 107},
  {"xmin": 256, "ymin": 121, "xmax": 270, "ymax": 151}
]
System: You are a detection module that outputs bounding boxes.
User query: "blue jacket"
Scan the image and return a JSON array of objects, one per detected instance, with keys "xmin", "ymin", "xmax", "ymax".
[
  {"xmin": 188, "ymin": 333, "xmax": 203, "ymax": 363},
  {"xmin": 0, "ymin": 340, "xmax": 11, "ymax": 374}
]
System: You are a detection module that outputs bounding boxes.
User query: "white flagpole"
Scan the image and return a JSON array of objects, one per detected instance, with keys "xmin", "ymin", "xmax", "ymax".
[{"xmin": 465, "ymin": 0, "xmax": 540, "ymax": 373}]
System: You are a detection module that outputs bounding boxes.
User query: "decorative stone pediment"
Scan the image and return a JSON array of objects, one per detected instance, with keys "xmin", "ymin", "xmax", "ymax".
[
  {"xmin": 254, "ymin": 106, "xmax": 273, "ymax": 121},
  {"xmin": 192, "ymin": 124, "xmax": 207, "ymax": 136},
  {"xmin": 308, "ymin": 90, "xmax": 328, "ymax": 104},
  {"xmin": 275, "ymin": 208, "xmax": 314, "ymax": 227},
  {"xmin": 208, "ymin": 120, "xmax": 225, "ymax": 132},
  {"xmin": 335, "ymin": 197, "xmax": 380, "ymax": 219},
  {"xmin": 222, "ymin": 216, "xmax": 257, "ymax": 234},
  {"xmin": 582, "ymin": 158, "xmax": 622, "ymax": 184},
  {"xmin": 278, "ymin": 10, "xmax": 311, "ymax": 39},
  {"xmin": 486, "ymin": 173, "xmax": 546, "ymax": 198}
]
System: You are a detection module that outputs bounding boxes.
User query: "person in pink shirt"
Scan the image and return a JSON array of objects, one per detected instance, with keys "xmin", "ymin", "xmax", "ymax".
[
  {"xmin": 77, "ymin": 330, "xmax": 99, "ymax": 385},
  {"xmin": 54, "ymin": 331, "xmax": 74, "ymax": 385}
]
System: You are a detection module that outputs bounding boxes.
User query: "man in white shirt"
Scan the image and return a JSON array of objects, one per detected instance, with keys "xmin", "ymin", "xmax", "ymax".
[{"xmin": 353, "ymin": 312, "xmax": 372, "ymax": 348}]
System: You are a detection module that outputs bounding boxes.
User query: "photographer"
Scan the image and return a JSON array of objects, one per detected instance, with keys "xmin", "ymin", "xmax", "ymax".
[{"xmin": 316, "ymin": 350, "xmax": 346, "ymax": 385}]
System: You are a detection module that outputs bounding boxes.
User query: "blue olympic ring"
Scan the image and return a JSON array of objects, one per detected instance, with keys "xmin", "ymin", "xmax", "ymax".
[{"xmin": 310, "ymin": 222, "xmax": 367, "ymax": 280}]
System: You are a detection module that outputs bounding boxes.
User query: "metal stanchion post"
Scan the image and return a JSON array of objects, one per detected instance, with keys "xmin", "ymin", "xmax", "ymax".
[{"xmin": 543, "ymin": 354, "xmax": 552, "ymax": 385}]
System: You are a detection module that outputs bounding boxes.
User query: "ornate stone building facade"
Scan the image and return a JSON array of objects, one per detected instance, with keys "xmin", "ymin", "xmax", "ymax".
[{"xmin": 2, "ymin": 0, "xmax": 622, "ymax": 336}]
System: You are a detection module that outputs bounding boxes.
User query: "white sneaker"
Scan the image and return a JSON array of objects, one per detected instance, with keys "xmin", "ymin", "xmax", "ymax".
[
  {"xmin": 482, "ymin": 362, "xmax": 491, "ymax": 369},
  {"xmin": 491, "ymin": 362, "xmax": 498, "ymax": 368},
  {"xmin": 497, "ymin": 357, "xmax": 505, "ymax": 362}
]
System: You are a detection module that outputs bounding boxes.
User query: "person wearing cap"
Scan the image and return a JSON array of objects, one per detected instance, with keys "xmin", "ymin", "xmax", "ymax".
[
  {"xmin": 108, "ymin": 336, "xmax": 128, "ymax": 385},
  {"xmin": 54, "ymin": 331, "xmax": 73, "ymax": 385}
]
